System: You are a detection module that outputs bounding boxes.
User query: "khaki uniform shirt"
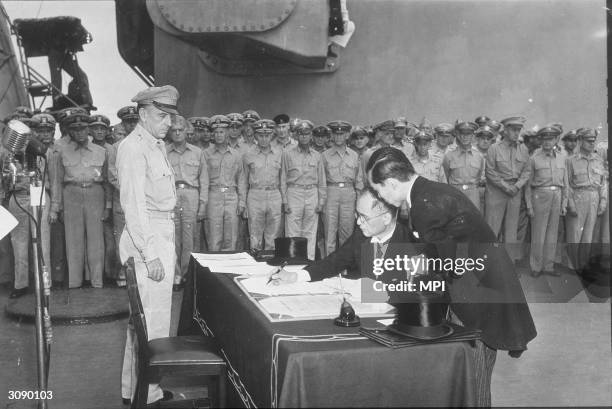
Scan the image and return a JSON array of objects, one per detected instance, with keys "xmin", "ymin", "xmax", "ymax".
[
  {"xmin": 116, "ymin": 124, "xmax": 176, "ymax": 261},
  {"xmin": 525, "ymin": 149, "xmax": 568, "ymax": 210},
  {"xmin": 272, "ymin": 137, "xmax": 297, "ymax": 151},
  {"xmin": 485, "ymin": 139, "xmax": 531, "ymax": 190},
  {"xmin": 321, "ymin": 145, "xmax": 363, "ymax": 190},
  {"xmin": 566, "ymin": 151, "xmax": 608, "ymax": 210},
  {"xmin": 51, "ymin": 140, "xmax": 110, "ymax": 213},
  {"xmin": 442, "ymin": 146, "xmax": 485, "ymax": 185},
  {"xmin": 409, "ymin": 150, "xmax": 447, "ymax": 183},
  {"xmin": 167, "ymin": 142, "xmax": 209, "ymax": 206},
  {"xmin": 203, "ymin": 144, "xmax": 246, "ymax": 207},
  {"xmin": 281, "ymin": 145, "xmax": 326, "ymax": 206},
  {"xmin": 243, "ymin": 146, "xmax": 285, "ymax": 199}
]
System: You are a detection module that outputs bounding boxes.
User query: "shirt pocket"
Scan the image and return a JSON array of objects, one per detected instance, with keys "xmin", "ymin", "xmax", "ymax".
[
  {"xmin": 534, "ymin": 161, "xmax": 552, "ymax": 184},
  {"xmin": 207, "ymin": 157, "xmax": 221, "ymax": 179},
  {"xmin": 149, "ymin": 162, "xmax": 174, "ymax": 202},
  {"xmin": 572, "ymin": 164, "xmax": 589, "ymax": 185}
]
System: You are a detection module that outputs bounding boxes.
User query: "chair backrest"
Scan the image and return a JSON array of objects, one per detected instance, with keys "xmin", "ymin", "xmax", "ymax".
[{"xmin": 125, "ymin": 257, "xmax": 149, "ymax": 355}]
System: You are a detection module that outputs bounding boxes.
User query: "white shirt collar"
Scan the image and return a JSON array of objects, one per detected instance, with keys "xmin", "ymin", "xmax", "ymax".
[
  {"xmin": 405, "ymin": 175, "xmax": 418, "ymax": 209},
  {"xmin": 371, "ymin": 223, "xmax": 396, "ymax": 244}
]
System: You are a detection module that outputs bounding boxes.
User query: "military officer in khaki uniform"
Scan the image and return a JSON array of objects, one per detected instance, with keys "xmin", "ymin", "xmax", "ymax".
[
  {"xmin": 565, "ymin": 128, "xmax": 608, "ymax": 272},
  {"xmin": 560, "ymin": 130, "xmax": 578, "ymax": 159},
  {"xmin": 349, "ymin": 126, "xmax": 369, "ymax": 159},
  {"xmin": 242, "ymin": 119, "xmax": 284, "ymax": 251},
  {"xmin": 281, "ymin": 122, "xmax": 327, "ymax": 260},
  {"xmin": 118, "ymin": 85, "xmax": 178, "ymax": 405},
  {"xmin": 485, "ymin": 116, "xmax": 531, "ymax": 262},
  {"xmin": 272, "ymin": 114, "xmax": 297, "ymax": 151},
  {"xmin": 0, "ymin": 119, "xmax": 51, "ymax": 298},
  {"xmin": 310, "ymin": 125, "xmax": 331, "ymax": 257},
  {"xmin": 167, "ymin": 115, "xmax": 208, "ymax": 289},
  {"xmin": 311, "ymin": 125, "xmax": 330, "ymax": 153},
  {"xmin": 525, "ymin": 126, "xmax": 567, "ymax": 276},
  {"xmin": 90, "ymin": 114, "xmax": 117, "ymax": 283},
  {"xmin": 409, "ymin": 130, "xmax": 447, "ymax": 183},
  {"xmin": 391, "ymin": 117, "xmax": 415, "ymax": 158},
  {"xmin": 443, "ymin": 121, "xmax": 485, "ymax": 211},
  {"xmin": 360, "ymin": 120, "xmax": 395, "ymax": 181},
  {"xmin": 474, "ymin": 125, "xmax": 496, "ymax": 221},
  {"xmin": 322, "ymin": 120, "xmax": 363, "ymax": 256},
  {"xmin": 242, "ymin": 110, "xmax": 261, "ymax": 149},
  {"xmin": 50, "ymin": 111, "xmax": 110, "ymax": 288},
  {"xmin": 226, "ymin": 112, "xmax": 250, "ymax": 250},
  {"xmin": 203, "ymin": 115, "xmax": 246, "ymax": 251},
  {"xmin": 112, "ymin": 105, "xmax": 139, "ymax": 143}
]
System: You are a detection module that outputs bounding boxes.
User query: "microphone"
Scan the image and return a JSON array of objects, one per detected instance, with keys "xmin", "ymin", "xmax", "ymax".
[
  {"xmin": 2, "ymin": 119, "xmax": 31, "ymax": 154},
  {"xmin": 1, "ymin": 120, "xmax": 34, "ymax": 187}
]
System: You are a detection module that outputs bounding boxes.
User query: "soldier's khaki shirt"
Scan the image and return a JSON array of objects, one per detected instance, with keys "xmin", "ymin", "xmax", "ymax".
[
  {"xmin": 566, "ymin": 151, "xmax": 608, "ymax": 209},
  {"xmin": 281, "ymin": 145, "xmax": 326, "ymax": 207},
  {"xmin": 442, "ymin": 147, "xmax": 485, "ymax": 185},
  {"xmin": 116, "ymin": 124, "xmax": 176, "ymax": 261},
  {"xmin": 167, "ymin": 142, "xmax": 209, "ymax": 205},
  {"xmin": 272, "ymin": 137, "xmax": 297, "ymax": 151},
  {"xmin": 409, "ymin": 150, "xmax": 447, "ymax": 183},
  {"xmin": 485, "ymin": 139, "xmax": 531, "ymax": 190},
  {"xmin": 525, "ymin": 149, "xmax": 568, "ymax": 210},
  {"xmin": 243, "ymin": 146, "xmax": 285, "ymax": 199},
  {"xmin": 203, "ymin": 144, "xmax": 246, "ymax": 207},
  {"xmin": 51, "ymin": 140, "xmax": 110, "ymax": 213},
  {"xmin": 321, "ymin": 145, "xmax": 363, "ymax": 190}
]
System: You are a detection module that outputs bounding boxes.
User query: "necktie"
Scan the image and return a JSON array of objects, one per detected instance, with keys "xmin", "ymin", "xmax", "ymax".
[{"xmin": 375, "ymin": 242, "xmax": 383, "ymax": 259}]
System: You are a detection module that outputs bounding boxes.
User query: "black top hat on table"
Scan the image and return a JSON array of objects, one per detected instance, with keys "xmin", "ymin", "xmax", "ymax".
[
  {"xmin": 387, "ymin": 291, "xmax": 454, "ymax": 340},
  {"xmin": 267, "ymin": 237, "xmax": 311, "ymax": 266}
]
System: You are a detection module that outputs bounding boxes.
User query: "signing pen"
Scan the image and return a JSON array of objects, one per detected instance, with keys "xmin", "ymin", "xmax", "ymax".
[{"xmin": 267, "ymin": 261, "xmax": 289, "ymax": 285}]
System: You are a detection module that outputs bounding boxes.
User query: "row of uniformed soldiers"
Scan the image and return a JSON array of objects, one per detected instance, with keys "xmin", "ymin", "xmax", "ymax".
[{"xmin": 1, "ymin": 106, "xmax": 608, "ymax": 297}]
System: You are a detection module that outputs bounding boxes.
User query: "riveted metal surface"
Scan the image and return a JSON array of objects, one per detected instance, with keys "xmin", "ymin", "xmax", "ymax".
[{"xmin": 155, "ymin": 0, "xmax": 297, "ymax": 33}]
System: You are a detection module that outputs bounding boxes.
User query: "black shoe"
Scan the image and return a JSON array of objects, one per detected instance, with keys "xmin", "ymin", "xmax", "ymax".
[
  {"xmin": 9, "ymin": 287, "xmax": 28, "ymax": 299},
  {"xmin": 161, "ymin": 390, "xmax": 173, "ymax": 401},
  {"xmin": 82, "ymin": 280, "xmax": 93, "ymax": 289},
  {"xmin": 121, "ymin": 398, "xmax": 130, "ymax": 405},
  {"xmin": 530, "ymin": 270, "xmax": 542, "ymax": 278}
]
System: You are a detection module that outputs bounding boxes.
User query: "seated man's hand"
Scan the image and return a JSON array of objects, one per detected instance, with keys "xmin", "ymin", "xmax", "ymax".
[
  {"xmin": 269, "ymin": 268, "xmax": 297, "ymax": 285},
  {"xmin": 145, "ymin": 258, "xmax": 165, "ymax": 282}
]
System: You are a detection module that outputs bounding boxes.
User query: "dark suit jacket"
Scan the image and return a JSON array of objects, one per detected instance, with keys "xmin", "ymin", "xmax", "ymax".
[
  {"xmin": 305, "ymin": 221, "xmax": 419, "ymax": 283},
  {"xmin": 409, "ymin": 176, "xmax": 537, "ymax": 351}
]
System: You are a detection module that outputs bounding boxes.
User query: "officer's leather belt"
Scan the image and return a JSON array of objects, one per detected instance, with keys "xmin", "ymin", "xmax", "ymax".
[
  {"xmin": 176, "ymin": 182, "xmax": 197, "ymax": 189},
  {"xmin": 250, "ymin": 184, "xmax": 279, "ymax": 190},
  {"xmin": 64, "ymin": 181, "xmax": 103, "ymax": 188},
  {"xmin": 572, "ymin": 186, "xmax": 599, "ymax": 191},
  {"xmin": 451, "ymin": 183, "xmax": 477, "ymax": 190},
  {"xmin": 146, "ymin": 209, "xmax": 175, "ymax": 220},
  {"xmin": 209, "ymin": 185, "xmax": 236, "ymax": 192},
  {"xmin": 287, "ymin": 183, "xmax": 316, "ymax": 189},
  {"xmin": 534, "ymin": 185, "xmax": 561, "ymax": 191},
  {"xmin": 327, "ymin": 182, "xmax": 354, "ymax": 188},
  {"xmin": 504, "ymin": 178, "xmax": 518, "ymax": 183}
]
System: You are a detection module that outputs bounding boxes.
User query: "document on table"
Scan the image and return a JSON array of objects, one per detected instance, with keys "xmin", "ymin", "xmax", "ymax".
[
  {"xmin": 237, "ymin": 275, "xmax": 343, "ymax": 297},
  {"xmin": 259, "ymin": 294, "xmax": 394, "ymax": 319},
  {"xmin": 192, "ymin": 252, "xmax": 272, "ymax": 276}
]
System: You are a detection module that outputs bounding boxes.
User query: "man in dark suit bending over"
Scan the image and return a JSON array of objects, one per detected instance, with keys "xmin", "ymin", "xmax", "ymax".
[{"xmin": 366, "ymin": 146, "xmax": 537, "ymax": 405}]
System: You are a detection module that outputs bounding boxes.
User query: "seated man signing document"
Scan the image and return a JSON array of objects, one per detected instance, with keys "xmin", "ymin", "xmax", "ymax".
[{"xmin": 269, "ymin": 189, "xmax": 422, "ymax": 285}]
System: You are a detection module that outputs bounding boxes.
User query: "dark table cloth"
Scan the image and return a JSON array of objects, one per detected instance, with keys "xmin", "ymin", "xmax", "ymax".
[{"xmin": 179, "ymin": 256, "xmax": 486, "ymax": 407}]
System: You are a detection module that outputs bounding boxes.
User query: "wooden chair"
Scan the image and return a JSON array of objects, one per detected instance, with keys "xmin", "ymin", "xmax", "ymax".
[{"xmin": 125, "ymin": 257, "xmax": 226, "ymax": 408}]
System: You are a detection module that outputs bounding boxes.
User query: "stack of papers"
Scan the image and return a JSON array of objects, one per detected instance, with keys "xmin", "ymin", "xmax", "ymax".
[
  {"xmin": 259, "ymin": 294, "xmax": 394, "ymax": 319},
  {"xmin": 192, "ymin": 252, "xmax": 272, "ymax": 276}
]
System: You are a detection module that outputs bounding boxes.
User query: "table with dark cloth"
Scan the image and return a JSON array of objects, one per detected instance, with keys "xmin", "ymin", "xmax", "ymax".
[{"xmin": 178, "ymin": 256, "xmax": 487, "ymax": 408}]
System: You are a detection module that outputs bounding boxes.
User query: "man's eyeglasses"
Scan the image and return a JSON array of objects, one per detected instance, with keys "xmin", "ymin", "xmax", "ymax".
[{"xmin": 355, "ymin": 211, "xmax": 388, "ymax": 223}]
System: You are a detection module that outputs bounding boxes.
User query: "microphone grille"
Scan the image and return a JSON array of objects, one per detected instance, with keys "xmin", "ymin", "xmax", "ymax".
[{"xmin": 3, "ymin": 119, "xmax": 31, "ymax": 153}]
